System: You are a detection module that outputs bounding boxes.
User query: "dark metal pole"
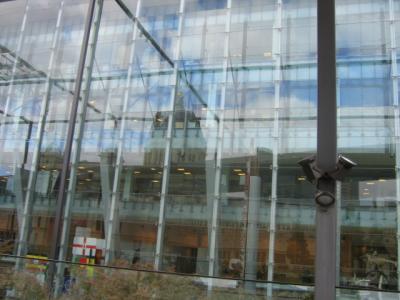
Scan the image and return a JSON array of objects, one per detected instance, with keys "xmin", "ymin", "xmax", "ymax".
[
  {"xmin": 315, "ymin": 0, "xmax": 337, "ymax": 299},
  {"xmin": 47, "ymin": 0, "xmax": 96, "ymax": 287}
]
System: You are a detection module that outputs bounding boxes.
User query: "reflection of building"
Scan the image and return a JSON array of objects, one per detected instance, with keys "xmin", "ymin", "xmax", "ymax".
[{"xmin": 0, "ymin": 0, "xmax": 400, "ymax": 297}]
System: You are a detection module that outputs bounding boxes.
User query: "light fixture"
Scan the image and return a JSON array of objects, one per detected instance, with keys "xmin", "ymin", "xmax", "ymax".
[
  {"xmin": 177, "ymin": 168, "xmax": 185, "ymax": 171},
  {"xmin": 366, "ymin": 182, "xmax": 375, "ymax": 185},
  {"xmin": 88, "ymin": 170, "xmax": 94, "ymax": 173},
  {"xmin": 85, "ymin": 178, "xmax": 91, "ymax": 182},
  {"xmin": 238, "ymin": 172, "xmax": 246, "ymax": 176},
  {"xmin": 297, "ymin": 176, "xmax": 306, "ymax": 181},
  {"xmin": 151, "ymin": 168, "xmax": 156, "ymax": 171},
  {"xmin": 233, "ymin": 169, "xmax": 242, "ymax": 172},
  {"xmin": 378, "ymin": 179, "xmax": 386, "ymax": 182},
  {"xmin": 152, "ymin": 180, "xmax": 159, "ymax": 183},
  {"xmin": 184, "ymin": 172, "xmax": 191, "ymax": 175},
  {"xmin": 263, "ymin": 51, "xmax": 272, "ymax": 57},
  {"xmin": 134, "ymin": 171, "xmax": 141, "ymax": 174},
  {"xmin": 78, "ymin": 166, "xmax": 86, "ymax": 170}
]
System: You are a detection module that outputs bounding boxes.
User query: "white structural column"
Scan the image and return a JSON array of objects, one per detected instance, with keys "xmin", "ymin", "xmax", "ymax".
[
  {"xmin": 154, "ymin": 0, "xmax": 185, "ymax": 270},
  {"xmin": 104, "ymin": 0, "xmax": 142, "ymax": 264},
  {"xmin": 98, "ymin": 87, "xmax": 117, "ymax": 233},
  {"xmin": 15, "ymin": 0, "xmax": 65, "ymax": 263},
  {"xmin": 388, "ymin": 0, "xmax": 400, "ymax": 291},
  {"xmin": 207, "ymin": 0, "xmax": 232, "ymax": 278},
  {"xmin": 245, "ymin": 174, "xmax": 261, "ymax": 289},
  {"xmin": 267, "ymin": 0, "xmax": 282, "ymax": 294},
  {"xmin": 57, "ymin": 0, "xmax": 104, "ymax": 264}
]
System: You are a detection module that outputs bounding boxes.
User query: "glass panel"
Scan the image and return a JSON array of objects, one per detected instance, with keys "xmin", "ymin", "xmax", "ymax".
[
  {"xmin": 274, "ymin": 0, "xmax": 317, "ymax": 286},
  {"xmin": 58, "ymin": 0, "xmax": 175, "ymax": 275},
  {"xmin": 0, "ymin": 0, "xmax": 89, "ymax": 261},
  {"xmin": 337, "ymin": 0, "xmax": 399, "ymax": 292}
]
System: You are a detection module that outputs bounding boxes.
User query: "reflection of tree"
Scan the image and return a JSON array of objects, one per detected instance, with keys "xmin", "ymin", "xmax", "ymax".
[
  {"xmin": 0, "ymin": 239, "xmax": 13, "ymax": 255},
  {"xmin": 285, "ymin": 232, "xmax": 313, "ymax": 282},
  {"xmin": 363, "ymin": 251, "xmax": 397, "ymax": 289}
]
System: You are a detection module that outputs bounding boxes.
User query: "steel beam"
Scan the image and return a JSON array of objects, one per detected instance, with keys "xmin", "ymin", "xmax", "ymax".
[{"xmin": 315, "ymin": 0, "xmax": 337, "ymax": 299}]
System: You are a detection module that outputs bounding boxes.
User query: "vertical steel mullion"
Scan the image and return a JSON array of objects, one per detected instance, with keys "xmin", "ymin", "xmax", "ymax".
[
  {"xmin": 335, "ymin": 180, "xmax": 342, "ymax": 284},
  {"xmin": 315, "ymin": 0, "xmax": 337, "ymax": 298},
  {"xmin": 96, "ymin": 79, "xmax": 115, "ymax": 232},
  {"xmin": 388, "ymin": 0, "xmax": 400, "ymax": 290},
  {"xmin": 104, "ymin": 0, "xmax": 142, "ymax": 264},
  {"xmin": 48, "ymin": 0, "xmax": 97, "ymax": 285},
  {"xmin": 10, "ymin": 84, "xmax": 33, "ymax": 236},
  {"xmin": 97, "ymin": 86, "xmax": 115, "ymax": 233},
  {"xmin": 154, "ymin": 0, "xmax": 185, "ymax": 271},
  {"xmin": 15, "ymin": 1, "xmax": 66, "ymax": 267},
  {"xmin": 9, "ymin": 81, "xmax": 30, "ymax": 215},
  {"xmin": 208, "ymin": 0, "xmax": 232, "ymax": 279},
  {"xmin": 54, "ymin": 1, "xmax": 104, "ymax": 290},
  {"xmin": 267, "ymin": 1, "xmax": 282, "ymax": 296},
  {"xmin": 0, "ymin": 0, "xmax": 29, "ymax": 128},
  {"xmin": 0, "ymin": 1, "xmax": 30, "ymax": 187},
  {"xmin": 336, "ymin": 77, "xmax": 341, "ymax": 285}
]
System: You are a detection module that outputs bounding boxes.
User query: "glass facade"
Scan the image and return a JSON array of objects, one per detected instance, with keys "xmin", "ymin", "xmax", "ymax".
[{"xmin": 0, "ymin": 0, "xmax": 399, "ymax": 298}]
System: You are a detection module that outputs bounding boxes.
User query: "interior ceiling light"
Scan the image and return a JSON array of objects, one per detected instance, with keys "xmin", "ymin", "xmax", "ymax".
[
  {"xmin": 238, "ymin": 172, "xmax": 246, "ymax": 176},
  {"xmin": 263, "ymin": 51, "xmax": 272, "ymax": 57},
  {"xmin": 177, "ymin": 168, "xmax": 185, "ymax": 171},
  {"xmin": 233, "ymin": 169, "xmax": 242, "ymax": 172},
  {"xmin": 184, "ymin": 172, "xmax": 191, "ymax": 175}
]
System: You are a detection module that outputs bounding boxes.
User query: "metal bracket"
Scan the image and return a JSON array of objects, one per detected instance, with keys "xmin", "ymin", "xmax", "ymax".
[{"xmin": 298, "ymin": 154, "xmax": 356, "ymax": 207}]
